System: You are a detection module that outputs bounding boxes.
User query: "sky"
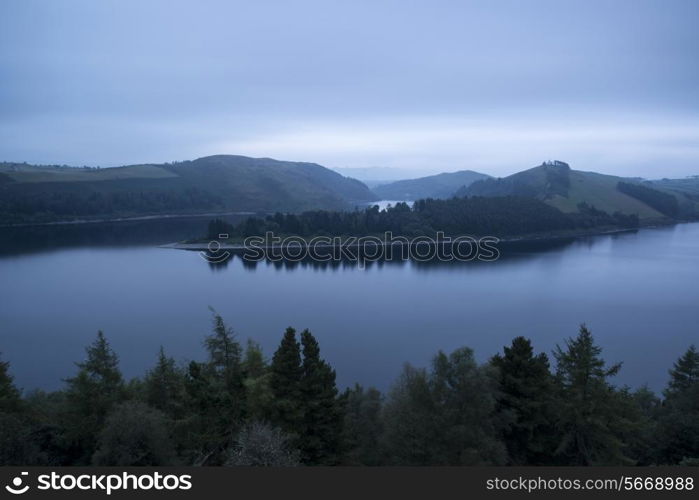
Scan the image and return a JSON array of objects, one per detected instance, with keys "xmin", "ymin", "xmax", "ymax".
[{"xmin": 1, "ymin": 0, "xmax": 698, "ymax": 178}]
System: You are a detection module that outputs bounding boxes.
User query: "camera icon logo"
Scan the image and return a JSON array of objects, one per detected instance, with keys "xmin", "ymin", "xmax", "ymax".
[
  {"xmin": 5, "ymin": 472, "xmax": 29, "ymax": 495},
  {"xmin": 199, "ymin": 233, "xmax": 232, "ymax": 263}
]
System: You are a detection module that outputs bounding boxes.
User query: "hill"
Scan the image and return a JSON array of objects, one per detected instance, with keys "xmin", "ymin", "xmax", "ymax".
[
  {"xmin": 456, "ymin": 161, "xmax": 699, "ymax": 221},
  {"xmin": 372, "ymin": 170, "xmax": 491, "ymax": 200},
  {"xmin": 0, "ymin": 155, "xmax": 377, "ymax": 224}
]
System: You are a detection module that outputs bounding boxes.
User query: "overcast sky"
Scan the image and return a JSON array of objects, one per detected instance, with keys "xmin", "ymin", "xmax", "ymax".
[{"xmin": 1, "ymin": 0, "xmax": 698, "ymax": 177}]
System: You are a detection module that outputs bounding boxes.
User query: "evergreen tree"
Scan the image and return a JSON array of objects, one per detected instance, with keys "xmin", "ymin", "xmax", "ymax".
[
  {"xmin": 430, "ymin": 348, "xmax": 507, "ymax": 465},
  {"xmin": 490, "ymin": 337, "xmax": 556, "ymax": 464},
  {"xmin": 656, "ymin": 346, "xmax": 699, "ymax": 464},
  {"xmin": 666, "ymin": 345, "xmax": 699, "ymax": 394},
  {"xmin": 552, "ymin": 324, "xmax": 630, "ymax": 465},
  {"xmin": 63, "ymin": 331, "xmax": 125, "ymax": 464},
  {"xmin": 381, "ymin": 364, "xmax": 439, "ymax": 465},
  {"xmin": 144, "ymin": 347, "xmax": 186, "ymax": 418},
  {"xmin": 242, "ymin": 340, "xmax": 273, "ymax": 421},
  {"xmin": 92, "ymin": 401, "xmax": 176, "ymax": 465},
  {"xmin": 382, "ymin": 348, "xmax": 506, "ymax": 465},
  {"xmin": 299, "ymin": 329, "xmax": 342, "ymax": 464},
  {"xmin": 269, "ymin": 327, "xmax": 303, "ymax": 434},
  {"xmin": 341, "ymin": 384, "xmax": 383, "ymax": 465},
  {"xmin": 0, "ymin": 354, "xmax": 32, "ymax": 465},
  {"xmin": 181, "ymin": 313, "xmax": 245, "ymax": 464},
  {"xmin": 0, "ymin": 353, "xmax": 22, "ymax": 413}
]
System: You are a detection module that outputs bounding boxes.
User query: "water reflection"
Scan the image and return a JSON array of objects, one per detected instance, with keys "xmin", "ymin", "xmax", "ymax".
[{"xmin": 199, "ymin": 236, "xmax": 590, "ymax": 271}]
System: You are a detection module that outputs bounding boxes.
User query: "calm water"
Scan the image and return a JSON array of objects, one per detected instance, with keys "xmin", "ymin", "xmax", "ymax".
[{"xmin": 1, "ymin": 218, "xmax": 698, "ymax": 394}]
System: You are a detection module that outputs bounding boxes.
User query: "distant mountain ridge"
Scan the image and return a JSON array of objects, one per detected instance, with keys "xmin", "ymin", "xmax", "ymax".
[
  {"xmin": 456, "ymin": 161, "xmax": 699, "ymax": 221},
  {"xmin": 0, "ymin": 155, "xmax": 377, "ymax": 224},
  {"xmin": 372, "ymin": 170, "xmax": 491, "ymax": 200}
]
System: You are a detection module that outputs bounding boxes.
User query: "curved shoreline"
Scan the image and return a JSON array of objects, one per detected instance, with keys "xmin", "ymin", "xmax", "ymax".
[{"xmin": 161, "ymin": 225, "xmax": 658, "ymax": 252}]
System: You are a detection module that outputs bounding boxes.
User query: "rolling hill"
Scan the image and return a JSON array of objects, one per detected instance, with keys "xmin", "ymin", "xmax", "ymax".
[
  {"xmin": 456, "ymin": 161, "xmax": 699, "ymax": 221},
  {"xmin": 372, "ymin": 170, "xmax": 491, "ymax": 200},
  {"xmin": 0, "ymin": 155, "xmax": 377, "ymax": 224}
]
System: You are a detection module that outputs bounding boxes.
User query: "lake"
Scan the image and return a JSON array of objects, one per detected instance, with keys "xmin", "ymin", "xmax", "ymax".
[{"xmin": 1, "ymin": 216, "xmax": 697, "ymax": 394}]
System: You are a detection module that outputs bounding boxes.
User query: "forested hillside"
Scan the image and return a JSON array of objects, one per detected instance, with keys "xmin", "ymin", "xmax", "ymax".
[
  {"xmin": 0, "ymin": 155, "xmax": 377, "ymax": 224},
  {"xmin": 372, "ymin": 170, "xmax": 490, "ymax": 200},
  {"xmin": 207, "ymin": 195, "xmax": 639, "ymax": 241},
  {"xmin": 457, "ymin": 161, "xmax": 699, "ymax": 221}
]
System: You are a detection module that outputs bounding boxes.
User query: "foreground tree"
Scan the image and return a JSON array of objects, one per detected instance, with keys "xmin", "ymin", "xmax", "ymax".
[
  {"xmin": 241, "ymin": 340, "xmax": 273, "ymax": 422},
  {"xmin": 490, "ymin": 337, "xmax": 556, "ymax": 464},
  {"xmin": 180, "ymin": 312, "xmax": 245, "ymax": 465},
  {"xmin": 382, "ymin": 348, "xmax": 506, "ymax": 465},
  {"xmin": 92, "ymin": 401, "xmax": 176, "ymax": 465},
  {"xmin": 0, "ymin": 354, "xmax": 33, "ymax": 465},
  {"xmin": 656, "ymin": 346, "xmax": 699, "ymax": 464},
  {"xmin": 552, "ymin": 325, "xmax": 633, "ymax": 465},
  {"xmin": 143, "ymin": 347, "xmax": 186, "ymax": 418},
  {"xmin": 63, "ymin": 331, "xmax": 125, "ymax": 464},
  {"xmin": 299, "ymin": 330, "xmax": 342, "ymax": 464},
  {"xmin": 269, "ymin": 328, "xmax": 303, "ymax": 434},
  {"xmin": 341, "ymin": 384, "xmax": 383, "ymax": 465}
]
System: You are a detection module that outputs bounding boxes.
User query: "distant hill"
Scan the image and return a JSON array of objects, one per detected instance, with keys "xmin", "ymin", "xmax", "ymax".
[
  {"xmin": 456, "ymin": 161, "xmax": 699, "ymax": 221},
  {"xmin": 372, "ymin": 170, "xmax": 491, "ymax": 200},
  {"xmin": 0, "ymin": 155, "xmax": 377, "ymax": 224},
  {"xmin": 333, "ymin": 166, "xmax": 443, "ymax": 184}
]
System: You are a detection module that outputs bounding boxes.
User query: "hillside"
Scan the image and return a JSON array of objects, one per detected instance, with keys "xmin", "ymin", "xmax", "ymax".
[
  {"xmin": 456, "ymin": 161, "xmax": 699, "ymax": 221},
  {"xmin": 372, "ymin": 170, "xmax": 491, "ymax": 200},
  {"xmin": 0, "ymin": 155, "xmax": 377, "ymax": 224}
]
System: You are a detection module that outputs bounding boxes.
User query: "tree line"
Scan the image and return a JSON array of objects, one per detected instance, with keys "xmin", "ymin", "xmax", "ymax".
[
  {"xmin": 208, "ymin": 196, "xmax": 639, "ymax": 242},
  {"xmin": 617, "ymin": 181, "xmax": 680, "ymax": 218},
  {"xmin": 1, "ymin": 317, "xmax": 697, "ymax": 466}
]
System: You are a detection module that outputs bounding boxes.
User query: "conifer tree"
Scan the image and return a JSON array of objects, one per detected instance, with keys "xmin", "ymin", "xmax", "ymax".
[
  {"xmin": 144, "ymin": 347, "xmax": 186, "ymax": 419},
  {"xmin": 382, "ymin": 348, "xmax": 506, "ymax": 465},
  {"xmin": 242, "ymin": 340, "xmax": 273, "ymax": 421},
  {"xmin": 0, "ymin": 353, "xmax": 22, "ymax": 413},
  {"xmin": 269, "ymin": 327, "xmax": 303, "ymax": 434},
  {"xmin": 491, "ymin": 337, "xmax": 556, "ymax": 464},
  {"xmin": 0, "ymin": 354, "xmax": 30, "ymax": 465},
  {"xmin": 656, "ymin": 345, "xmax": 699, "ymax": 464},
  {"xmin": 299, "ymin": 329, "xmax": 342, "ymax": 464},
  {"xmin": 63, "ymin": 331, "xmax": 125, "ymax": 464},
  {"xmin": 341, "ymin": 384, "xmax": 383, "ymax": 465},
  {"xmin": 666, "ymin": 345, "xmax": 699, "ymax": 395},
  {"xmin": 183, "ymin": 312, "xmax": 246, "ymax": 464},
  {"xmin": 552, "ymin": 324, "xmax": 630, "ymax": 465}
]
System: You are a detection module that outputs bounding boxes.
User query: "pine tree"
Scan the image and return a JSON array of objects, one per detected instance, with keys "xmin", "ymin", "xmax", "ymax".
[
  {"xmin": 242, "ymin": 340, "xmax": 273, "ymax": 421},
  {"xmin": 341, "ymin": 384, "xmax": 383, "ymax": 465},
  {"xmin": 656, "ymin": 346, "xmax": 699, "ymax": 464},
  {"xmin": 269, "ymin": 327, "xmax": 304, "ymax": 434},
  {"xmin": 666, "ymin": 345, "xmax": 699, "ymax": 395},
  {"xmin": 63, "ymin": 331, "xmax": 125, "ymax": 464},
  {"xmin": 205, "ymin": 312, "xmax": 243, "ymax": 380},
  {"xmin": 490, "ymin": 337, "xmax": 556, "ymax": 464},
  {"xmin": 182, "ymin": 312, "xmax": 246, "ymax": 464},
  {"xmin": 144, "ymin": 347, "xmax": 186, "ymax": 419},
  {"xmin": 0, "ymin": 354, "xmax": 31, "ymax": 465},
  {"xmin": 0, "ymin": 353, "xmax": 22, "ymax": 413},
  {"xmin": 382, "ymin": 348, "xmax": 506, "ymax": 465},
  {"xmin": 299, "ymin": 329, "xmax": 342, "ymax": 464},
  {"xmin": 552, "ymin": 324, "xmax": 630, "ymax": 465}
]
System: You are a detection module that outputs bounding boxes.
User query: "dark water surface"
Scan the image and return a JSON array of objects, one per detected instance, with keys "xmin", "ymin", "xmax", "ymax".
[{"xmin": 1, "ymin": 217, "xmax": 697, "ymax": 394}]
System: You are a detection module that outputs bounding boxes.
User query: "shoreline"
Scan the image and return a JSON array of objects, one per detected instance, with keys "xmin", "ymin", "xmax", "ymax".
[
  {"xmin": 0, "ymin": 211, "xmax": 259, "ymax": 228},
  {"xmin": 161, "ymin": 225, "xmax": 656, "ymax": 252}
]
